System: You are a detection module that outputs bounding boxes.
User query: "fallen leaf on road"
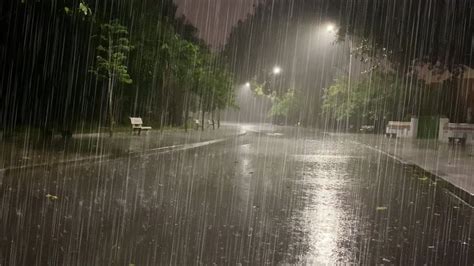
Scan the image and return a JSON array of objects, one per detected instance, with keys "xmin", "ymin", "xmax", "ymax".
[
  {"xmin": 418, "ymin": 176, "xmax": 429, "ymax": 181},
  {"xmin": 46, "ymin": 194, "xmax": 59, "ymax": 200}
]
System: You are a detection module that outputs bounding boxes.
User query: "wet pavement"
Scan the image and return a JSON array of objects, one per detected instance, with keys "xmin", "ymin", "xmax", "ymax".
[
  {"xmin": 0, "ymin": 124, "xmax": 472, "ymax": 265},
  {"xmin": 351, "ymin": 133, "xmax": 474, "ymax": 199}
]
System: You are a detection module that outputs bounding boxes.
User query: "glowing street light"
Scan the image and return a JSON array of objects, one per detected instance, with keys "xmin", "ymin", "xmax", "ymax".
[
  {"xmin": 273, "ymin": 66, "xmax": 282, "ymax": 75},
  {"xmin": 245, "ymin": 82, "xmax": 251, "ymax": 88},
  {"xmin": 326, "ymin": 23, "xmax": 335, "ymax": 33},
  {"xmin": 324, "ymin": 22, "xmax": 353, "ymax": 132}
]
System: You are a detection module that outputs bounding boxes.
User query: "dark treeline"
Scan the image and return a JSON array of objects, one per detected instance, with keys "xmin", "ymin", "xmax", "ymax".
[
  {"xmin": 340, "ymin": 0, "xmax": 472, "ymax": 69},
  {"xmin": 336, "ymin": 0, "xmax": 473, "ymax": 127},
  {"xmin": 0, "ymin": 0, "xmax": 235, "ymax": 137},
  {"xmin": 224, "ymin": 0, "xmax": 472, "ymax": 128}
]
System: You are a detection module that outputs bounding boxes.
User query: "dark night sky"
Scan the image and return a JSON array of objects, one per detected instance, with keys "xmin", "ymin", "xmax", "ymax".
[{"xmin": 173, "ymin": 0, "xmax": 264, "ymax": 49}]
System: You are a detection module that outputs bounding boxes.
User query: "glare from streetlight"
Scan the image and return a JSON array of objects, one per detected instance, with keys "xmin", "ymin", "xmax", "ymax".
[
  {"xmin": 326, "ymin": 23, "xmax": 335, "ymax": 33},
  {"xmin": 273, "ymin": 66, "xmax": 282, "ymax": 75}
]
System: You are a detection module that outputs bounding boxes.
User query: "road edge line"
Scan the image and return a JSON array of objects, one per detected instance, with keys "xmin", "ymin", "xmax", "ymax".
[
  {"xmin": 0, "ymin": 130, "xmax": 247, "ymax": 176},
  {"xmin": 354, "ymin": 140, "xmax": 473, "ymax": 207}
]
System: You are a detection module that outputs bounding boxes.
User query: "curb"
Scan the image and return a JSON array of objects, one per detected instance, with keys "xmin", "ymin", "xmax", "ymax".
[
  {"xmin": 0, "ymin": 130, "xmax": 247, "ymax": 177},
  {"xmin": 355, "ymin": 140, "xmax": 474, "ymax": 207}
]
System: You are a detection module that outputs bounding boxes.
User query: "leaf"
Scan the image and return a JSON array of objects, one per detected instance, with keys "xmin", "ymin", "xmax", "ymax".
[
  {"xmin": 96, "ymin": 45, "xmax": 106, "ymax": 52},
  {"xmin": 418, "ymin": 176, "xmax": 429, "ymax": 181},
  {"xmin": 46, "ymin": 194, "xmax": 59, "ymax": 200},
  {"xmin": 78, "ymin": 2, "xmax": 90, "ymax": 16}
]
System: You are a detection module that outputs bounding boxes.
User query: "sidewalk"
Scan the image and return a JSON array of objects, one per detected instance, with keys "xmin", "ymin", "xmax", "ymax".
[
  {"xmin": 351, "ymin": 133, "xmax": 474, "ymax": 204},
  {"xmin": 0, "ymin": 124, "xmax": 245, "ymax": 171}
]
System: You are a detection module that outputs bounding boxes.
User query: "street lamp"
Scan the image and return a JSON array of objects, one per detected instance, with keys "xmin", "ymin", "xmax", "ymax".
[
  {"xmin": 325, "ymin": 22, "xmax": 352, "ymax": 132},
  {"xmin": 273, "ymin": 66, "xmax": 282, "ymax": 75},
  {"xmin": 326, "ymin": 23, "xmax": 335, "ymax": 33}
]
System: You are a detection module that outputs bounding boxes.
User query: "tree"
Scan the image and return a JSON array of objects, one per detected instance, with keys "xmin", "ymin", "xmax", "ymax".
[
  {"xmin": 337, "ymin": 0, "xmax": 472, "ymax": 75},
  {"xmin": 0, "ymin": 0, "xmax": 96, "ymax": 137},
  {"xmin": 269, "ymin": 90, "xmax": 299, "ymax": 125},
  {"xmin": 172, "ymin": 38, "xmax": 201, "ymax": 131},
  {"xmin": 322, "ymin": 70, "xmax": 413, "ymax": 131},
  {"xmin": 92, "ymin": 20, "xmax": 133, "ymax": 136},
  {"xmin": 194, "ymin": 53, "xmax": 235, "ymax": 130},
  {"xmin": 1, "ymin": 0, "xmax": 235, "ymax": 138},
  {"xmin": 211, "ymin": 67, "xmax": 235, "ymax": 128}
]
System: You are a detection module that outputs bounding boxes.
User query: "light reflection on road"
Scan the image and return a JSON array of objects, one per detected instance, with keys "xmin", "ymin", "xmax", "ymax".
[{"xmin": 293, "ymin": 150, "xmax": 359, "ymax": 263}]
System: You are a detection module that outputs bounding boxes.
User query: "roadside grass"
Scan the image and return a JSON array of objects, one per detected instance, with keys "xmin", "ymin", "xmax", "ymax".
[{"xmin": 0, "ymin": 121, "xmax": 231, "ymax": 169}]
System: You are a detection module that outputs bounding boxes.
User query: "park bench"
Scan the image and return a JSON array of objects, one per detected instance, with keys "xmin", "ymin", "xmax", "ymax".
[
  {"xmin": 193, "ymin": 119, "xmax": 200, "ymax": 130},
  {"xmin": 385, "ymin": 121, "xmax": 411, "ymax": 138},
  {"xmin": 207, "ymin": 119, "xmax": 213, "ymax": 128},
  {"xmin": 192, "ymin": 119, "xmax": 214, "ymax": 130},
  {"xmin": 129, "ymin": 117, "xmax": 152, "ymax": 135},
  {"xmin": 448, "ymin": 132, "xmax": 467, "ymax": 147},
  {"xmin": 360, "ymin": 125, "xmax": 375, "ymax": 133}
]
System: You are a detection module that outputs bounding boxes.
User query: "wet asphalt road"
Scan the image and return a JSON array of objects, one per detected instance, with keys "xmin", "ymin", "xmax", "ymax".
[{"xmin": 1, "ymin": 125, "xmax": 472, "ymax": 265}]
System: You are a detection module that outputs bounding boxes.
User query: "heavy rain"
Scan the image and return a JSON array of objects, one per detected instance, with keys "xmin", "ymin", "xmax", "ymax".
[{"xmin": 0, "ymin": 0, "xmax": 472, "ymax": 265}]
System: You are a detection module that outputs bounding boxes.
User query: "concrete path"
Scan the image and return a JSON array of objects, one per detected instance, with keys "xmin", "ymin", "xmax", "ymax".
[{"xmin": 350, "ymin": 133, "xmax": 474, "ymax": 200}]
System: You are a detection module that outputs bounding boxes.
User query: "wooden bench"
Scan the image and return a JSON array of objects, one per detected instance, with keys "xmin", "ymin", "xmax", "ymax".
[
  {"xmin": 193, "ymin": 119, "xmax": 200, "ymax": 130},
  {"xmin": 207, "ymin": 119, "xmax": 213, "ymax": 128},
  {"xmin": 448, "ymin": 132, "xmax": 467, "ymax": 147},
  {"xmin": 193, "ymin": 119, "xmax": 214, "ymax": 129},
  {"xmin": 129, "ymin": 117, "xmax": 152, "ymax": 135},
  {"xmin": 385, "ymin": 121, "xmax": 411, "ymax": 138},
  {"xmin": 360, "ymin": 125, "xmax": 375, "ymax": 133}
]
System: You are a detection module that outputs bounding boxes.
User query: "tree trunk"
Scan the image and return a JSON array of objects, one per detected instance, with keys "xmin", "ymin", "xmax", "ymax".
[
  {"xmin": 107, "ymin": 32, "xmax": 114, "ymax": 137},
  {"xmin": 201, "ymin": 111, "xmax": 205, "ymax": 131},
  {"xmin": 211, "ymin": 110, "xmax": 215, "ymax": 130},
  {"xmin": 160, "ymin": 69, "xmax": 168, "ymax": 133},
  {"xmin": 217, "ymin": 109, "xmax": 221, "ymax": 129},
  {"xmin": 184, "ymin": 92, "xmax": 189, "ymax": 132},
  {"xmin": 108, "ymin": 77, "xmax": 114, "ymax": 137}
]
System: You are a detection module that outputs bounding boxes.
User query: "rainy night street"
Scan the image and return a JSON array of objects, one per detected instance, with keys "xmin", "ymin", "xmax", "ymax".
[
  {"xmin": 1, "ymin": 125, "xmax": 472, "ymax": 265},
  {"xmin": 1, "ymin": 0, "xmax": 473, "ymax": 265}
]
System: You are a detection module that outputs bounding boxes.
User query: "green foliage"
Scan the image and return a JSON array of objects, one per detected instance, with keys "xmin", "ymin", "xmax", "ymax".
[
  {"xmin": 9, "ymin": 0, "xmax": 236, "ymax": 134},
  {"xmin": 92, "ymin": 20, "xmax": 133, "ymax": 84},
  {"xmin": 269, "ymin": 90, "xmax": 298, "ymax": 120},
  {"xmin": 91, "ymin": 20, "xmax": 133, "ymax": 135},
  {"xmin": 78, "ymin": 2, "xmax": 91, "ymax": 16},
  {"xmin": 197, "ymin": 55, "xmax": 235, "ymax": 112},
  {"xmin": 322, "ymin": 71, "xmax": 404, "ymax": 123},
  {"xmin": 248, "ymin": 80, "xmax": 266, "ymax": 96},
  {"xmin": 125, "ymin": 7, "xmax": 235, "ymax": 127},
  {"xmin": 63, "ymin": 1, "xmax": 92, "ymax": 18}
]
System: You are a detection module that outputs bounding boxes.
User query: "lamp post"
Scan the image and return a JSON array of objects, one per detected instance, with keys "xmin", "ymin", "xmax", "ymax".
[{"xmin": 327, "ymin": 23, "xmax": 352, "ymax": 132}]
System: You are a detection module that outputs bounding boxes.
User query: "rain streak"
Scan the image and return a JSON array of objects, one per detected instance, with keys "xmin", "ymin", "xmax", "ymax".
[{"xmin": 0, "ymin": 0, "xmax": 472, "ymax": 265}]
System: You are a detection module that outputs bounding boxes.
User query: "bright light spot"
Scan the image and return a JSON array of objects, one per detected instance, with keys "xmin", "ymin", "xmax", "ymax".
[
  {"xmin": 326, "ymin": 24, "xmax": 335, "ymax": 33},
  {"xmin": 245, "ymin": 82, "xmax": 251, "ymax": 87},
  {"xmin": 273, "ymin": 66, "xmax": 282, "ymax": 75}
]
